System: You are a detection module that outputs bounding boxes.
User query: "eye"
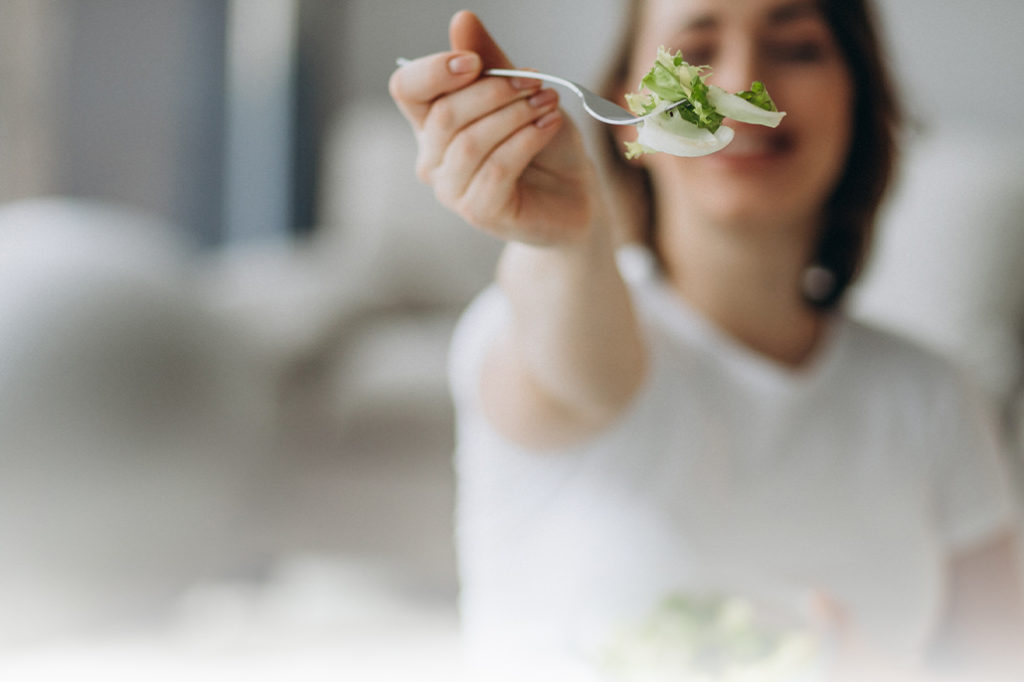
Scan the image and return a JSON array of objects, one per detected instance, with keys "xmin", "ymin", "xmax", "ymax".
[
  {"xmin": 764, "ymin": 40, "xmax": 828, "ymax": 64},
  {"xmin": 675, "ymin": 44, "xmax": 715, "ymax": 68}
]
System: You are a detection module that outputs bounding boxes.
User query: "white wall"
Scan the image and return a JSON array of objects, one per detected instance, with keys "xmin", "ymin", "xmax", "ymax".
[
  {"xmin": 342, "ymin": 1, "xmax": 625, "ymax": 104},
  {"xmin": 55, "ymin": 0, "xmax": 227, "ymax": 245},
  {"xmin": 874, "ymin": 0, "xmax": 1023, "ymax": 134}
]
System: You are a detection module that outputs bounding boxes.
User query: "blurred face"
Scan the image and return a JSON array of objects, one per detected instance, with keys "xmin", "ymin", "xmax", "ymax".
[{"xmin": 628, "ymin": 0, "xmax": 854, "ymax": 234}]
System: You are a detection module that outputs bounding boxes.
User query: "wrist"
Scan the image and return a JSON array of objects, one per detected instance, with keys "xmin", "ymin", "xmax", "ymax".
[{"xmin": 497, "ymin": 205, "xmax": 617, "ymax": 289}]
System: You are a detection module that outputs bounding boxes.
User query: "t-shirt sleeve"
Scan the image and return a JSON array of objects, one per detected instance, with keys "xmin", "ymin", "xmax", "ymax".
[{"xmin": 932, "ymin": 366, "xmax": 1019, "ymax": 553}]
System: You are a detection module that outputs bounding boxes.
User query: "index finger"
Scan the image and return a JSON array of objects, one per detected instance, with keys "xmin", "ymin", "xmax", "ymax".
[{"xmin": 388, "ymin": 51, "xmax": 483, "ymax": 129}]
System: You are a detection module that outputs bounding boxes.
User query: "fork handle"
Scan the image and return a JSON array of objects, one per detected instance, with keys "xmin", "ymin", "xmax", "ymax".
[
  {"xmin": 484, "ymin": 68, "xmax": 581, "ymax": 96},
  {"xmin": 394, "ymin": 59, "xmax": 584, "ymax": 100}
]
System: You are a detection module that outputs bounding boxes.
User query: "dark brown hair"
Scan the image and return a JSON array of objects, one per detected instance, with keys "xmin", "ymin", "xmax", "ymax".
[{"xmin": 600, "ymin": 0, "xmax": 901, "ymax": 309}]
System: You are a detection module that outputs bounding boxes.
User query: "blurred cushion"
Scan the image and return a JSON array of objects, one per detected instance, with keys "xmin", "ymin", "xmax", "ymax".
[
  {"xmin": 316, "ymin": 102, "xmax": 503, "ymax": 312},
  {"xmin": 852, "ymin": 129, "xmax": 1024, "ymax": 412},
  {"xmin": 0, "ymin": 198, "xmax": 276, "ymax": 644}
]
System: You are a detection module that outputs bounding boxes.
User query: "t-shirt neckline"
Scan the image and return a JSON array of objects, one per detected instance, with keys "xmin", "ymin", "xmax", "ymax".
[{"xmin": 624, "ymin": 258, "xmax": 846, "ymax": 395}]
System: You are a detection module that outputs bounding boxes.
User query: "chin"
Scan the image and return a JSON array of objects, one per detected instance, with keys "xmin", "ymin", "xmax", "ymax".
[
  {"xmin": 691, "ymin": 183, "xmax": 811, "ymax": 229},
  {"xmin": 656, "ymin": 160, "xmax": 827, "ymax": 229}
]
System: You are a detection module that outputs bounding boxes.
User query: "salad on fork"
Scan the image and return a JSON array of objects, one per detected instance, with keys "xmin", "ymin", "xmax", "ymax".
[{"xmin": 623, "ymin": 46, "xmax": 786, "ymax": 159}]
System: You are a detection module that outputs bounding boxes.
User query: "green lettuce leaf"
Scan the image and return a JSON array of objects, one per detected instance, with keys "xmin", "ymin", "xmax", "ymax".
[
  {"xmin": 623, "ymin": 47, "xmax": 785, "ymax": 158},
  {"xmin": 735, "ymin": 81, "xmax": 779, "ymax": 112}
]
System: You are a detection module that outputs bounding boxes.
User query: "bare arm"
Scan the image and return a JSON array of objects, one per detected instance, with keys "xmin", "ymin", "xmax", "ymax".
[
  {"xmin": 389, "ymin": 11, "xmax": 646, "ymax": 450},
  {"xmin": 927, "ymin": 530, "xmax": 1024, "ymax": 678},
  {"xmin": 482, "ymin": 232, "xmax": 647, "ymax": 450}
]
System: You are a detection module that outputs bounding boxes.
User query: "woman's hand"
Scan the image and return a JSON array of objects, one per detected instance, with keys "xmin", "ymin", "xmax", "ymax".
[
  {"xmin": 389, "ymin": 11, "xmax": 601, "ymax": 245},
  {"xmin": 806, "ymin": 592, "xmax": 927, "ymax": 682},
  {"xmin": 390, "ymin": 12, "xmax": 645, "ymax": 451}
]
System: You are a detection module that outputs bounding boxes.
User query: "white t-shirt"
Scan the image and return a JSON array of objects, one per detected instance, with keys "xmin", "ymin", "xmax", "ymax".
[{"xmin": 448, "ymin": 246, "xmax": 1016, "ymax": 677}]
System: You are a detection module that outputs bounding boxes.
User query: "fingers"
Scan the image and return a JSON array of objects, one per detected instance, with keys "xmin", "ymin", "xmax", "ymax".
[
  {"xmin": 391, "ymin": 8, "xmax": 538, "ymax": 131},
  {"xmin": 390, "ymin": 51, "xmax": 484, "ymax": 128},
  {"xmin": 433, "ymin": 92, "xmax": 563, "ymax": 227},
  {"xmin": 804, "ymin": 590, "xmax": 848, "ymax": 630},
  {"xmin": 448, "ymin": 10, "xmax": 513, "ymax": 69},
  {"xmin": 460, "ymin": 110, "xmax": 564, "ymax": 234},
  {"xmin": 415, "ymin": 77, "xmax": 549, "ymax": 181},
  {"xmin": 390, "ymin": 10, "xmax": 573, "ymax": 238}
]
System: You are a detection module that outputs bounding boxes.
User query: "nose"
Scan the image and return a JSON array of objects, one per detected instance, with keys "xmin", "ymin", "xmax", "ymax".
[{"xmin": 709, "ymin": 39, "xmax": 760, "ymax": 94}]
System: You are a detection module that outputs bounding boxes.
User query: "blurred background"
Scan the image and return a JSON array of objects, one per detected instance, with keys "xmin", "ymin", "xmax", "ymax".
[{"xmin": 0, "ymin": 1, "xmax": 1021, "ymax": 679}]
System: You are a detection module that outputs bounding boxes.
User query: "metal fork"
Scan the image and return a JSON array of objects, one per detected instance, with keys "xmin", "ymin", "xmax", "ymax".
[{"xmin": 395, "ymin": 59, "xmax": 685, "ymax": 126}]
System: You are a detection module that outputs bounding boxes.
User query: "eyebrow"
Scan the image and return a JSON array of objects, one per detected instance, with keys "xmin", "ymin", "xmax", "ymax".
[
  {"xmin": 678, "ymin": 12, "xmax": 717, "ymax": 34},
  {"xmin": 678, "ymin": 0, "xmax": 823, "ymax": 33},
  {"xmin": 766, "ymin": 0, "xmax": 822, "ymax": 25}
]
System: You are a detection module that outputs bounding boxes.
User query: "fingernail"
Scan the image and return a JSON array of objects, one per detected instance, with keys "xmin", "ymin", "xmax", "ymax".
[
  {"xmin": 509, "ymin": 77, "xmax": 539, "ymax": 90},
  {"xmin": 528, "ymin": 89, "xmax": 558, "ymax": 108},
  {"xmin": 448, "ymin": 53, "xmax": 480, "ymax": 75},
  {"xmin": 534, "ymin": 110, "xmax": 561, "ymax": 128}
]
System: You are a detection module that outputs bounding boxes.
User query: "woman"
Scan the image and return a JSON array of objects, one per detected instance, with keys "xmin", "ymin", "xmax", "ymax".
[{"xmin": 389, "ymin": 2, "xmax": 1023, "ymax": 678}]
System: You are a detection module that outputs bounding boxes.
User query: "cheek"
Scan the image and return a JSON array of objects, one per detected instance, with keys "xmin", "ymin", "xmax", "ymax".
[
  {"xmin": 781, "ymin": 74, "xmax": 855, "ymax": 179},
  {"xmin": 644, "ymin": 155, "xmax": 702, "ymax": 192},
  {"xmin": 814, "ymin": 95, "xmax": 854, "ymax": 180}
]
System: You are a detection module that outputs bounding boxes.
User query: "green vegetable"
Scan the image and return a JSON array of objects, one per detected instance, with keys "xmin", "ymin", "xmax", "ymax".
[
  {"xmin": 624, "ymin": 46, "xmax": 785, "ymax": 159},
  {"xmin": 599, "ymin": 593, "xmax": 820, "ymax": 681},
  {"xmin": 736, "ymin": 81, "xmax": 778, "ymax": 112}
]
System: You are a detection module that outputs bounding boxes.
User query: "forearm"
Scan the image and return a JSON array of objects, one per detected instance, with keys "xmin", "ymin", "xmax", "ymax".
[
  {"xmin": 925, "ymin": 532, "xmax": 1024, "ymax": 679},
  {"xmin": 480, "ymin": 217, "xmax": 648, "ymax": 449}
]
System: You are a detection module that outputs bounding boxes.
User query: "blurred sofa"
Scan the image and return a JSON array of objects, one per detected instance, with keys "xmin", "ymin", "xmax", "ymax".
[
  {"xmin": 0, "ymin": 199, "xmax": 279, "ymax": 643},
  {"xmin": 203, "ymin": 103, "xmax": 504, "ymax": 434},
  {"xmin": 0, "ymin": 103, "xmax": 503, "ymax": 646}
]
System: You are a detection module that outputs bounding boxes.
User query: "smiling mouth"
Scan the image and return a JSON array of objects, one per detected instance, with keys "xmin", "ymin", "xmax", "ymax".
[{"xmin": 717, "ymin": 130, "xmax": 793, "ymax": 159}]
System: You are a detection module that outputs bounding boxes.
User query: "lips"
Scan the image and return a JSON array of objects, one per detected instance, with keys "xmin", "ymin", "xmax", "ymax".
[{"xmin": 716, "ymin": 129, "xmax": 793, "ymax": 160}]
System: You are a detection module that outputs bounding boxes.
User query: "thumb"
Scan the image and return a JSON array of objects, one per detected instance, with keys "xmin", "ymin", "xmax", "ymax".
[
  {"xmin": 448, "ymin": 10, "xmax": 514, "ymax": 69},
  {"xmin": 804, "ymin": 589, "xmax": 850, "ymax": 637},
  {"xmin": 803, "ymin": 590, "xmax": 861, "ymax": 662},
  {"xmin": 802, "ymin": 591, "xmax": 913, "ymax": 681}
]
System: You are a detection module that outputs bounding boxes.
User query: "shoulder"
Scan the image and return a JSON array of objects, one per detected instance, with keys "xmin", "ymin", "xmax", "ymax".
[
  {"xmin": 838, "ymin": 316, "xmax": 964, "ymax": 388},
  {"xmin": 837, "ymin": 324, "xmax": 1021, "ymax": 553},
  {"xmin": 835, "ymin": 316, "xmax": 1002, "ymax": 462}
]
